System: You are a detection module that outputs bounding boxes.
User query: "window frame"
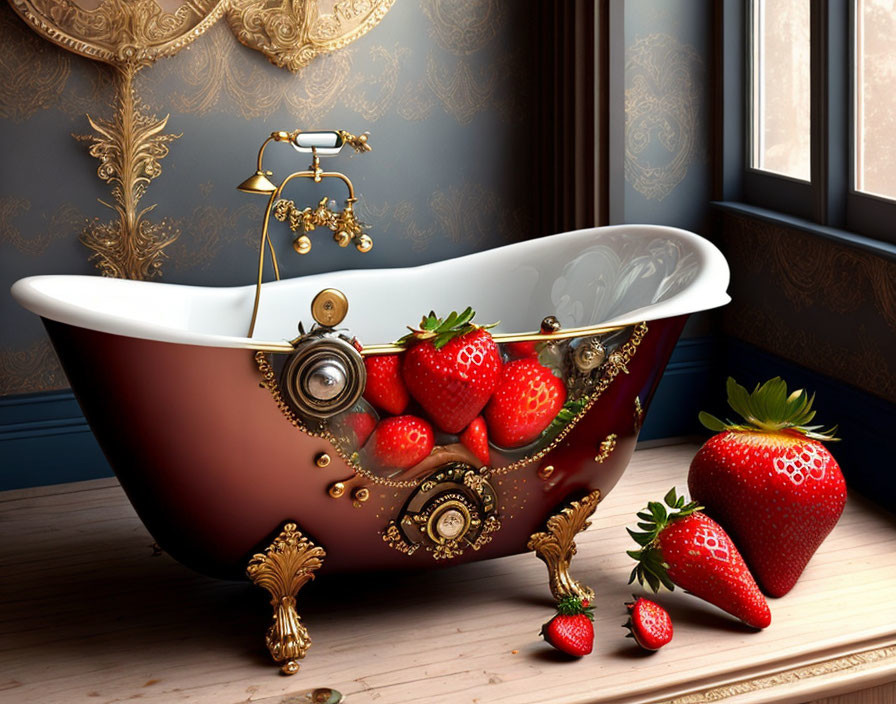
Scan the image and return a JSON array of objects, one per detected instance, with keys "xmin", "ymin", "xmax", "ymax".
[{"xmin": 717, "ymin": 0, "xmax": 896, "ymax": 245}]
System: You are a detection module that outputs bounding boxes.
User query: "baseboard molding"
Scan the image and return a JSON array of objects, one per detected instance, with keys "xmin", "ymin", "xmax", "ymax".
[{"xmin": 0, "ymin": 336, "xmax": 746, "ymax": 491}]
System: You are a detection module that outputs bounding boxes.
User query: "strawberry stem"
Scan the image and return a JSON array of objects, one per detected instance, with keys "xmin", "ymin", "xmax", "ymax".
[
  {"xmin": 627, "ymin": 488, "xmax": 702, "ymax": 593},
  {"xmin": 555, "ymin": 595, "xmax": 594, "ymax": 620},
  {"xmin": 700, "ymin": 377, "xmax": 839, "ymax": 442},
  {"xmin": 398, "ymin": 307, "xmax": 497, "ymax": 349}
]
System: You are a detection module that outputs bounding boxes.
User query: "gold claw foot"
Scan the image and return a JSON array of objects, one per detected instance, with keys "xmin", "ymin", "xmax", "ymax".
[
  {"xmin": 247, "ymin": 523, "xmax": 326, "ymax": 675},
  {"xmin": 527, "ymin": 490, "xmax": 602, "ymax": 602}
]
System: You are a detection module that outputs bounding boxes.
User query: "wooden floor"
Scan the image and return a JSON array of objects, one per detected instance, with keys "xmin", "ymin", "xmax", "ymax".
[{"xmin": 2, "ymin": 445, "xmax": 895, "ymax": 704}]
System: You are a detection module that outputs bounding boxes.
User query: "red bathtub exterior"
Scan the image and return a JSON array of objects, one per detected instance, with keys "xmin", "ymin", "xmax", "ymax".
[{"xmin": 43, "ymin": 315, "xmax": 687, "ymax": 580}]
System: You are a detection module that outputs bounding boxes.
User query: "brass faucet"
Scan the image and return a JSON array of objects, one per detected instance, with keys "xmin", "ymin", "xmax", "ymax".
[{"xmin": 238, "ymin": 129, "xmax": 373, "ymax": 337}]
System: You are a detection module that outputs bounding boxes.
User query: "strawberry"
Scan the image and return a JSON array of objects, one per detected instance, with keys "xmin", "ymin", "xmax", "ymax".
[
  {"xmin": 505, "ymin": 340, "xmax": 540, "ymax": 359},
  {"xmin": 628, "ymin": 488, "xmax": 771, "ymax": 629},
  {"xmin": 623, "ymin": 597, "xmax": 672, "ymax": 651},
  {"xmin": 460, "ymin": 416, "xmax": 490, "ymax": 466},
  {"xmin": 363, "ymin": 354, "xmax": 410, "ymax": 415},
  {"xmin": 400, "ymin": 308, "xmax": 502, "ymax": 433},
  {"xmin": 484, "ymin": 358, "xmax": 567, "ymax": 448},
  {"xmin": 364, "ymin": 415, "xmax": 433, "ymax": 470},
  {"xmin": 541, "ymin": 596, "xmax": 594, "ymax": 657},
  {"xmin": 688, "ymin": 377, "xmax": 846, "ymax": 597},
  {"xmin": 348, "ymin": 411, "xmax": 377, "ymax": 447}
]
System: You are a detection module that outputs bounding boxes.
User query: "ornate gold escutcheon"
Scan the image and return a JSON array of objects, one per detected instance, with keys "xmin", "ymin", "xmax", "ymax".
[
  {"xmin": 595, "ymin": 434, "xmax": 617, "ymax": 463},
  {"xmin": 246, "ymin": 523, "xmax": 326, "ymax": 675},
  {"xmin": 383, "ymin": 462, "xmax": 500, "ymax": 560},
  {"xmin": 527, "ymin": 490, "xmax": 602, "ymax": 602},
  {"xmin": 226, "ymin": 0, "xmax": 396, "ymax": 72}
]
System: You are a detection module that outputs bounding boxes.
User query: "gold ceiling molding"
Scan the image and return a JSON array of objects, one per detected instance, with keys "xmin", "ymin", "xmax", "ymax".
[
  {"xmin": 226, "ymin": 0, "xmax": 395, "ymax": 72},
  {"xmin": 624, "ymin": 33, "xmax": 705, "ymax": 202},
  {"xmin": 422, "ymin": 0, "xmax": 502, "ymax": 56},
  {"xmin": 7, "ymin": 0, "xmax": 228, "ymax": 66}
]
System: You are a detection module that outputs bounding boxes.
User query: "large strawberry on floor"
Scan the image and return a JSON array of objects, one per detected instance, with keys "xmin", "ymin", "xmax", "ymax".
[
  {"xmin": 688, "ymin": 377, "xmax": 846, "ymax": 597},
  {"xmin": 485, "ymin": 358, "xmax": 567, "ymax": 448},
  {"xmin": 628, "ymin": 488, "xmax": 771, "ymax": 629},
  {"xmin": 400, "ymin": 308, "xmax": 502, "ymax": 433}
]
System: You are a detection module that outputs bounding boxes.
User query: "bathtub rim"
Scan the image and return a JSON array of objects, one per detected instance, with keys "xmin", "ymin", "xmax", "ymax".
[{"xmin": 11, "ymin": 224, "xmax": 730, "ymax": 352}]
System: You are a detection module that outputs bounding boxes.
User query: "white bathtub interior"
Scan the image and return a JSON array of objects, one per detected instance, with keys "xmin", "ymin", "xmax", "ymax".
[{"xmin": 11, "ymin": 225, "xmax": 730, "ymax": 349}]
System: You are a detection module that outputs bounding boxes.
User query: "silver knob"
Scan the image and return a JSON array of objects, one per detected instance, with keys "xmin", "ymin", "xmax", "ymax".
[{"xmin": 305, "ymin": 361, "xmax": 347, "ymax": 401}]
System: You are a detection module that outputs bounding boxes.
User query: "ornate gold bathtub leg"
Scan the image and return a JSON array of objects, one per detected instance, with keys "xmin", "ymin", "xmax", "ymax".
[
  {"xmin": 527, "ymin": 490, "xmax": 602, "ymax": 602},
  {"xmin": 246, "ymin": 522, "xmax": 326, "ymax": 675}
]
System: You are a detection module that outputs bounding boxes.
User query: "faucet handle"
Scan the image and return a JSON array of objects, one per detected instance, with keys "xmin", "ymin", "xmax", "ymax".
[{"xmin": 336, "ymin": 130, "xmax": 371, "ymax": 154}]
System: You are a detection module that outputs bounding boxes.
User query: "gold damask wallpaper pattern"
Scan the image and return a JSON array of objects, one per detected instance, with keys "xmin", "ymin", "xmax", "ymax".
[
  {"xmin": 720, "ymin": 212, "xmax": 896, "ymax": 403},
  {"xmin": 625, "ymin": 33, "xmax": 705, "ymax": 202},
  {"xmin": 0, "ymin": 0, "xmax": 537, "ymax": 396}
]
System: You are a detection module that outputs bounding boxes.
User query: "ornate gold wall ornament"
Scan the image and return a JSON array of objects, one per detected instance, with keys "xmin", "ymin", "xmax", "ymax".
[
  {"xmin": 527, "ymin": 490, "xmax": 602, "ymax": 602},
  {"xmin": 594, "ymin": 434, "xmax": 617, "ymax": 464},
  {"xmin": 225, "ymin": 0, "xmax": 395, "ymax": 73},
  {"xmin": 74, "ymin": 65, "xmax": 181, "ymax": 279},
  {"xmin": 6, "ymin": 0, "xmax": 228, "ymax": 278},
  {"xmin": 246, "ymin": 522, "xmax": 326, "ymax": 675},
  {"xmin": 382, "ymin": 463, "xmax": 500, "ymax": 560}
]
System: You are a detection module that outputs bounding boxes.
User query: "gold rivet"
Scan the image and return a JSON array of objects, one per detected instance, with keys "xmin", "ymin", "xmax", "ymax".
[
  {"xmin": 311, "ymin": 288, "xmax": 349, "ymax": 327},
  {"xmin": 315, "ymin": 452, "xmax": 331, "ymax": 468},
  {"xmin": 537, "ymin": 465, "xmax": 555, "ymax": 480},
  {"xmin": 352, "ymin": 487, "xmax": 370, "ymax": 507},
  {"xmin": 328, "ymin": 482, "xmax": 345, "ymax": 499}
]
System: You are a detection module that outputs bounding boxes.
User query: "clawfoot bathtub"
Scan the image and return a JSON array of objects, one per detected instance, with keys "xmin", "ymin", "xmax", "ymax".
[{"xmin": 12, "ymin": 224, "xmax": 729, "ymax": 674}]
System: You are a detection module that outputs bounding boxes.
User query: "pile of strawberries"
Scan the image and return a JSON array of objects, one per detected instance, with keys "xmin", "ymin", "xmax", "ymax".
[
  {"xmin": 360, "ymin": 308, "xmax": 567, "ymax": 472},
  {"xmin": 541, "ymin": 377, "xmax": 847, "ymax": 657}
]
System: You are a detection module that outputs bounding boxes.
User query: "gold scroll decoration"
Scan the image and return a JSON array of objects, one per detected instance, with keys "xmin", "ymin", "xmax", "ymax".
[
  {"xmin": 6, "ymin": 0, "xmax": 228, "ymax": 278},
  {"xmin": 226, "ymin": 0, "xmax": 396, "ymax": 72}
]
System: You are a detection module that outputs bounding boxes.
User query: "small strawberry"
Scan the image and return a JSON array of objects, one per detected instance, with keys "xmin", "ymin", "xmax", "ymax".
[
  {"xmin": 628, "ymin": 488, "xmax": 771, "ymax": 629},
  {"xmin": 485, "ymin": 358, "xmax": 567, "ymax": 448},
  {"xmin": 363, "ymin": 354, "xmax": 410, "ymax": 415},
  {"xmin": 623, "ymin": 597, "xmax": 672, "ymax": 651},
  {"xmin": 505, "ymin": 340, "xmax": 540, "ymax": 359},
  {"xmin": 689, "ymin": 377, "xmax": 846, "ymax": 597},
  {"xmin": 460, "ymin": 416, "xmax": 490, "ymax": 466},
  {"xmin": 400, "ymin": 308, "xmax": 502, "ymax": 433},
  {"xmin": 364, "ymin": 415, "xmax": 433, "ymax": 470},
  {"xmin": 346, "ymin": 410, "xmax": 377, "ymax": 448},
  {"xmin": 541, "ymin": 596, "xmax": 594, "ymax": 657}
]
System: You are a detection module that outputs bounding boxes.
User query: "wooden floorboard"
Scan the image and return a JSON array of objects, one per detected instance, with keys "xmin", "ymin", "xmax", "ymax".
[{"xmin": 1, "ymin": 445, "xmax": 895, "ymax": 704}]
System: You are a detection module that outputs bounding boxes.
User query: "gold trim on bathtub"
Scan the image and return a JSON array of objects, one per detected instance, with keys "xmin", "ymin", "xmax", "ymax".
[
  {"xmin": 253, "ymin": 322, "xmax": 650, "ymax": 489},
  {"xmin": 527, "ymin": 490, "xmax": 602, "ymax": 602},
  {"xmin": 246, "ymin": 522, "xmax": 326, "ymax": 675}
]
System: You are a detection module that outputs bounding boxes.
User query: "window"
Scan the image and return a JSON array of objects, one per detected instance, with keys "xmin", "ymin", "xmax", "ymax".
[{"xmin": 719, "ymin": 0, "xmax": 896, "ymax": 244}]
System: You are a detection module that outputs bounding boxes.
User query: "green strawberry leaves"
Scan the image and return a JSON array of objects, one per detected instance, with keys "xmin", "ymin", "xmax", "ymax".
[
  {"xmin": 398, "ymin": 307, "xmax": 497, "ymax": 349},
  {"xmin": 555, "ymin": 595, "xmax": 594, "ymax": 620},
  {"xmin": 627, "ymin": 487, "xmax": 702, "ymax": 593},
  {"xmin": 699, "ymin": 377, "xmax": 839, "ymax": 442}
]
